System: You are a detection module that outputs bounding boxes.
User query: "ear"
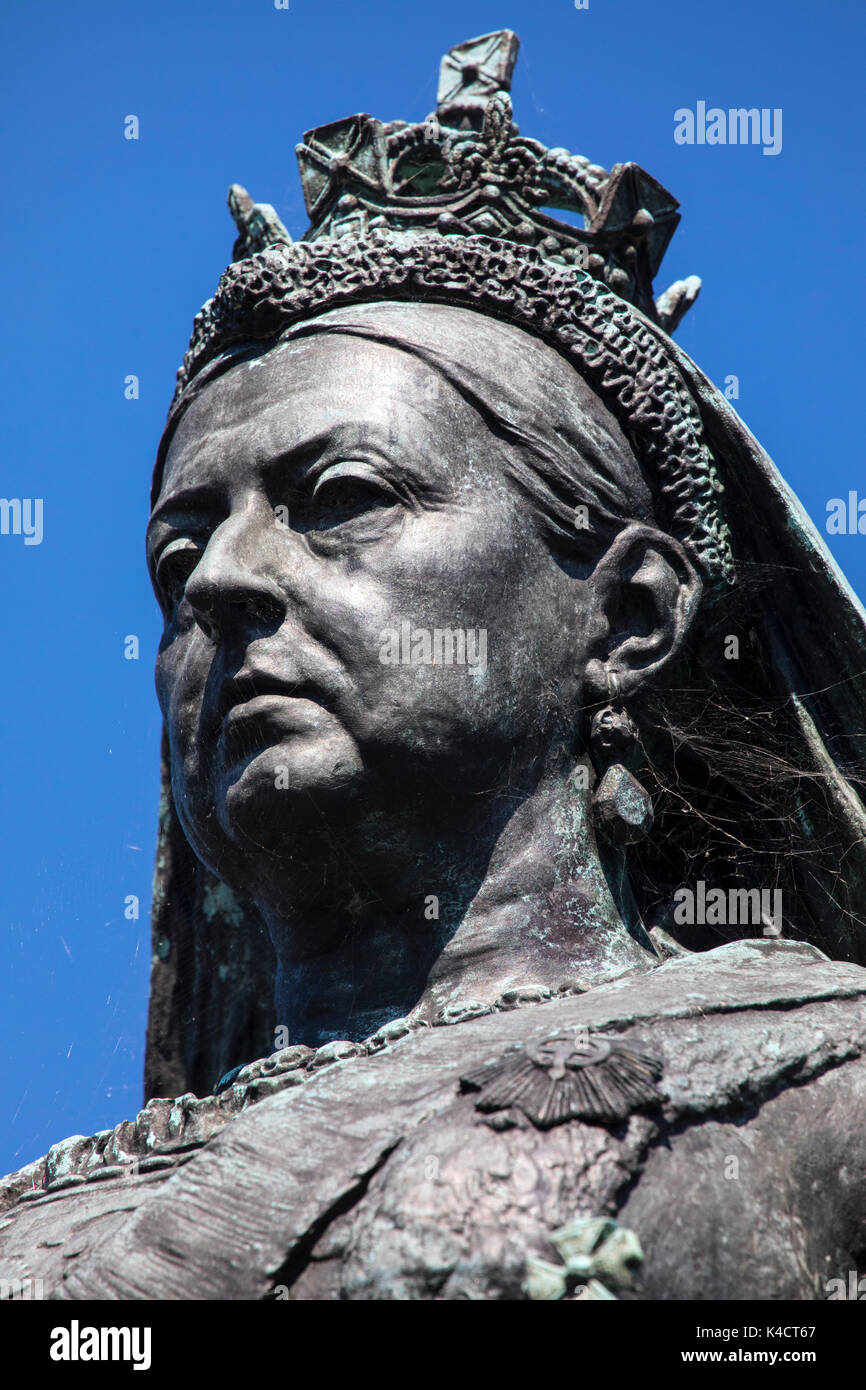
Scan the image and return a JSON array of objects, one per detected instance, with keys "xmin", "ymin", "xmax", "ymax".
[{"xmin": 582, "ymin": 524, "xmax": 702, "ymax": 703}]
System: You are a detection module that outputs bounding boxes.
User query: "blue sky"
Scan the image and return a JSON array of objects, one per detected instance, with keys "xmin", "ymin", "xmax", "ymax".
[{"xmin": 2, "ymin": 0, "xmax": 865, "ymax": 1175}]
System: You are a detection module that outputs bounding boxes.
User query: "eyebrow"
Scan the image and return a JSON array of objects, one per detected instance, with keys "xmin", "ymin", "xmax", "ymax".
[
  {"xmin": 148, "ymin": 417, "xmax": 446, "ymax": 543},
  {"xmin": 159, "ymin": 422, "xmax": 414, "ymax": 506},
  {"xmin": 148, "ymin": 483, "xmax": 225, "ymax": 531},
  {"xmin": 259, "ymin": 436, "xmax": 337, "ymax": 491},
  {"xmin": 151, "ymin": 426, "xmax": 356, "ymax": 525}
]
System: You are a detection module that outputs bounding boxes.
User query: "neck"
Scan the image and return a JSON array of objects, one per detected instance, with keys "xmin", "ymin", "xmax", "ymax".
[{"xmin": 260, "ymin": 764, "xmax": 656, "ymax": 1047}]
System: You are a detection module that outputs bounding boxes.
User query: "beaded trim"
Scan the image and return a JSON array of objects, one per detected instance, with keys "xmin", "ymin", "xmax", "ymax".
[{"xmin": 0, "ymin": 981, "xmax": 588, "ymax": 1209}]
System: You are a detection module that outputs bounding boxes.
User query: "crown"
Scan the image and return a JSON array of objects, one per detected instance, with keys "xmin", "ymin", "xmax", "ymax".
[
  {"xmin": 165, "ymin": 32, "xmax": 731, "ymax": 590},
  {"xmin": 228, "ymin": 30, "xmax": 699, "ymax": 332}
]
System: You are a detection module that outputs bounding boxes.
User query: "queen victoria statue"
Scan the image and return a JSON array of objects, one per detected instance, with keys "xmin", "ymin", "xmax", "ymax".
[{"xmin": 4, "ymin": 31, "xmax": 866, "ymax": 1302}]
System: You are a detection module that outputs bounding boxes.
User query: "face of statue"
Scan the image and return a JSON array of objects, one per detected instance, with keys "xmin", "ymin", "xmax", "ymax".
[
  {"xmin": 148, "ymin": 333, "xmax": 593, "ymax": 891},
  {"xmin": 148, "ymin": 324, "xmax": 699, "ymax": 931}
]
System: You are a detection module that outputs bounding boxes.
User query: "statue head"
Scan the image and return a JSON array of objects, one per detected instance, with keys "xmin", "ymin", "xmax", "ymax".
[
  {"xmin": 145, "ymin": 31, "xmax": 866, "ymax": 1084},
  {"xmin": 148, "ymin": 302, "xmax": 702, "ymax": 933}
]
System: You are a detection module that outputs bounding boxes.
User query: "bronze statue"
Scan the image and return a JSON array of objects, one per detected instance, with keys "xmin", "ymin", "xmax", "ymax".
[{"xmin": 4, "ymin": 31, "xmax": 866, "ymax": 1302}]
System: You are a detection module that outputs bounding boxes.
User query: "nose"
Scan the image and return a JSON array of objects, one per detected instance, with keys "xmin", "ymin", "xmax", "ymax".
[{"xmin": 185, "ymin": 506, "xmax": 287, "ymax": 642}]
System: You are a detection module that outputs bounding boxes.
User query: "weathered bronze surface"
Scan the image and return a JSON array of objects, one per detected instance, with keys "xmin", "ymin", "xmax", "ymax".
[{"xmin": 4, "ymin": 31, "xmax": 866, "ymax": 1302}]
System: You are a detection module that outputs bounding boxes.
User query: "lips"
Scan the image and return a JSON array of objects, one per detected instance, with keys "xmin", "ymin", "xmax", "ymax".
[
  {"xmin": 217, "ymin": 679, "xmax": 331, "ymax": 766},
  {"xmin": 218, "ymin": 670, "xmax": 324, "ymax": 721}
]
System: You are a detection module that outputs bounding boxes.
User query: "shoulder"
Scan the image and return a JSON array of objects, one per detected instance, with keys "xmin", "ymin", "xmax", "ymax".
[{"xmin": 3, "ymin": 938, "xmax": 866, "ymax": 1299}]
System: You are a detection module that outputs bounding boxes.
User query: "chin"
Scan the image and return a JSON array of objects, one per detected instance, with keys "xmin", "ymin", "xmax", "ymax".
[{"xmin": 217, "ymin": 736, "xmax": 367, "ymax": 840}]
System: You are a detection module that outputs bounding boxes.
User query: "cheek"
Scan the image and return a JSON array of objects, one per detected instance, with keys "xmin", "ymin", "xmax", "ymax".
[
  {"xmin": 336, "ymin": 513, "xmax": 577, "ymax": 738},
  {"xmin": 361, "ymin": 492, "xmax": 534, "ymax": 619},
  {"xmin": 153, "ymin": 651, "xmax": 175, "ymax": 731},
  {"xmin": 155, "ymin": 632, "xmax": 212, "ymax": 770}
]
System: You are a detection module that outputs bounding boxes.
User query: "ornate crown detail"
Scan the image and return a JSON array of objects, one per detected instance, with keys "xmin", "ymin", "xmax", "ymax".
[
  {"xmin": 166, "ymin": 31, "xmax": 732, "ymax": 588},
  {"xmin": 230, "ymin": 30, "xmax": 699, "ymax": 331}
]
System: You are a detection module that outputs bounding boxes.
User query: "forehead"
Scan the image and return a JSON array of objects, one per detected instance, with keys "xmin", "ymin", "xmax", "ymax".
[{"xmin": 158, "ymin": 333, "xmax": 466, "ymax": 497}]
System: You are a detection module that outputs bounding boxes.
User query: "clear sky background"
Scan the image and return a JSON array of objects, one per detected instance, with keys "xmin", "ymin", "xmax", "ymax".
[{"xmin": 1, "ymin": 0, "xmax": 864, "ymax": 1176}]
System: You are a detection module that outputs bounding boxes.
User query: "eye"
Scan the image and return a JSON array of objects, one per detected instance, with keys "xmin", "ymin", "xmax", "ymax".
[
  {"xmin": 155, "ymin": 537, "xmax": 202, "ymax": 609},
  {"xmin": 301, "ymin": 463, "xmax": 401, "ymax": 533}
]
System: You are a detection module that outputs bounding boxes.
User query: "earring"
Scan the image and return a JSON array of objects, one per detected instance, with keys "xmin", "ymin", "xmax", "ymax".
[{"xmin": 589, "ymin": 674, "xmax": 654, "ymax": 845}]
